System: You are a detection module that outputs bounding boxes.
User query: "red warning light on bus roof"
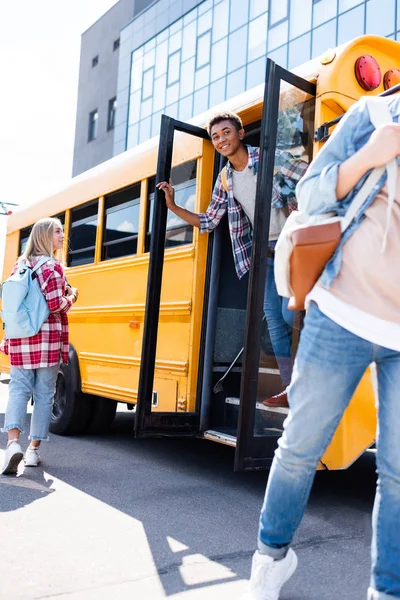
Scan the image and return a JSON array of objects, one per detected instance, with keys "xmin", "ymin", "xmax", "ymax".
[
  {"xmin": 354, "ymin": 55, "xmax": 382, "ymax": 91},
  {"xmin": 384, "ymin": 69, "xmax": 400, "ymax": 90}
]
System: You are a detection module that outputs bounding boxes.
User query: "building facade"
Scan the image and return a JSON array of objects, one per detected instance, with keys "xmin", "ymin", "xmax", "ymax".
[{"xmin": 73, "ymin": 0, "xmax": 400, "ymax": 176}]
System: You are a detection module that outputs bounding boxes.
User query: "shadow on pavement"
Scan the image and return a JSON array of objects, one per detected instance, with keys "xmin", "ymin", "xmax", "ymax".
[
  {"xmin": 49, "ymin": 411, "xmax": 376, "ymax": 598},
  {"xmin": 0, "ymin": 407, "xmax": 377, "ymax": 598}
]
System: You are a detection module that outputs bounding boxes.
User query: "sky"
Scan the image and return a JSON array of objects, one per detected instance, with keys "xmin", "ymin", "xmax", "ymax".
[{"xmin": 0, "ymin": 0, "xmax": 120, "ymax": 271}]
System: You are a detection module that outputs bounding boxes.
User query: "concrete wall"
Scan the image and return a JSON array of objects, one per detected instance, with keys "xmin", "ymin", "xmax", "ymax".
[{"xmin": 72, "ymin": 0, "xmax": 136, "ymax": 177}]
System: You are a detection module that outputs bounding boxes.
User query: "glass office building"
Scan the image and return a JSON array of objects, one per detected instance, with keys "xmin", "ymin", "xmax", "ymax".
[{"xmin": 113, "ymin": 0, "xmax": 399, "ymax": 156}]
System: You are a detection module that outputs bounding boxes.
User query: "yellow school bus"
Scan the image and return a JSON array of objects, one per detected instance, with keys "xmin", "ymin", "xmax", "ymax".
[{"xmin": 0, "ymin": 35, "xmax": 396, "ymax": 470}]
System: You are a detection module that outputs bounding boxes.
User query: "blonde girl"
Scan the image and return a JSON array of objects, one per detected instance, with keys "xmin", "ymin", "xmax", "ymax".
[{"xmin": 1, "ymin": 217, "xmax": 78, "ymax": 475}]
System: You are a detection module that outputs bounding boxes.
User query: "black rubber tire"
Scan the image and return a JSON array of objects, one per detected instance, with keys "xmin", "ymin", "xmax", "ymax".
[
  {"xmin": 49, "ymin": 347, "xmax": 94, "ymax": 435},
  {"xmin": 86, "ymin": 396, "xmax": 117, "ymax": 434}
]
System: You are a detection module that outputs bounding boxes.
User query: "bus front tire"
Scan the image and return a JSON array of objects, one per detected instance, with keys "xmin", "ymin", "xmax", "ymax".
[{"xmin": 50, "ymin": 353, "xmax": 93, "ymax": 436}]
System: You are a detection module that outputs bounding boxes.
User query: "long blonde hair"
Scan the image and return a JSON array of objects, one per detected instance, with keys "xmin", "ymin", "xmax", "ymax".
[{"xmin": 21, "ymin": 217, "xmax": 63, "ymax": 262}]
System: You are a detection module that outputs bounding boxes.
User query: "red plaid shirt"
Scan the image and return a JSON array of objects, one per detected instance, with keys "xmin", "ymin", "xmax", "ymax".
[{"xmin": 1, "ymin": 258, "xmax": 73, "ymax": 369}]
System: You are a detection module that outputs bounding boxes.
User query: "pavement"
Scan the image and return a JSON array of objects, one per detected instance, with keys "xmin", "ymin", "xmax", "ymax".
[{"xmin": 0, "ymin": 382, "xmax": 377, "ymax": 600}]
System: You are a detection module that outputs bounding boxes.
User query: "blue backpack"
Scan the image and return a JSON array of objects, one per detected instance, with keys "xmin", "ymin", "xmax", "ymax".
[{"xmin": 0, "ymin": 257, "xmax": 52, "ymax": 339}]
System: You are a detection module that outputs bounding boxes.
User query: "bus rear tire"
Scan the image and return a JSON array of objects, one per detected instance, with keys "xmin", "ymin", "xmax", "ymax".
[
  {"xmin": 86, "ymin": 397, "xmax": 117, "ymax": 434},
  {"xmin": 50, "ymin": 350, "xmax": 93, "ymax": 436}
]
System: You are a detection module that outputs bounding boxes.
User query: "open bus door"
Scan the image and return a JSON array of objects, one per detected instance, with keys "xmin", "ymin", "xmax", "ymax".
[
  {"xmin": 234, "ymin": 60, "xmax": 316, "ymax": 471},
  {"xmin": 135, "ymin": 116, "xmax": 214, "ymax": 438}
]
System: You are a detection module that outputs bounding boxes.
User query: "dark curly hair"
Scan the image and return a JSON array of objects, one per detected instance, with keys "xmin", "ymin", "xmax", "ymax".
[{"xmin": 207, "ymin": 112, "xmax": 243, "ymax": 136}]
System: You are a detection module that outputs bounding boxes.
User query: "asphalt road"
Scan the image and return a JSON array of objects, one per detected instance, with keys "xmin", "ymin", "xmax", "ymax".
[{"xmin": 0, "ymin": 382, "xmax": 376, "ymax": 600}]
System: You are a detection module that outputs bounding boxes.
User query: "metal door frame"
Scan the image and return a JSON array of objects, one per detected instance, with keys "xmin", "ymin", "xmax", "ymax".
[
  {"xmin": 235, "ymin": 59, "xmax": 316, "ymax": 470},
  {"xmin": 135, "ymin": 115, "xmax": 210, "ymax": 437}
]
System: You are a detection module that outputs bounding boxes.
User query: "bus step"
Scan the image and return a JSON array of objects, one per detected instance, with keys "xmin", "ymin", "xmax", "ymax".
[
  {"xmin": 203, "ymin": 429, "xmax": 237, "ymax": 447},
  {"xmin": 224, "ymin": 397, "xmax": 288, "ymax": 433}
]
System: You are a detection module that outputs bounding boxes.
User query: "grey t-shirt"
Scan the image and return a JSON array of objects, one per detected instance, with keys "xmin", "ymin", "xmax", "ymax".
[{"xmin": 231, "ymin": 161, "xmax": 287, "ymax": 241}]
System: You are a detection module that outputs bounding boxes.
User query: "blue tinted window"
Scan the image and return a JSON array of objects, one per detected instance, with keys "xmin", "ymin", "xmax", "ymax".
[
  {"xmin": 153, "ymin": 75, "xmax": 167, "ymax": 112},
  {"xmin": 141, "ymin": 97, "xmax": 153, "ymax": 119},
  {"xmin": 230, "ymin": 0, "xmax": 249, "ymax": 31},
  {"xmin": 209, "ymin": 77, "xmax": 226, "ymax": 106},
  {"xmin": 338, "ymin": 5, "xmax": 365, "ymax": 45},
  {"xmin": 228, "ymin": 26, "xmax": 248, "ymax": 72},
  {"xmin": 366, "ymin": 0, "xmax": 395, "ymax": 37},
  {"xmin": 179, "ymin": 95, "xmax": 194, "ymax": 120},
  {"xmin": 312, "ymin": 19, "xmax": 337, "ymax": 57},
  {"xmin": 211, "ymin": 37, "xmax": 228, "ymax": 81},
  {"xmin": 250, "ymin": 0, "xmax": 266, "ymax": 19},
  {"xmin": 166, "ymin": 82, "xmax": 180, "ymax": 105},
  {"xmin": 195, "ymin": 65, "xmax": 210, "ymax": 90},
  {"xmin": 151, "ymin": 111, "xmax": 163, "ymax": 137},
  {"xmin": 168, "ymin": 51, "xmax": 181, "ymax": 85},
  {"xmin": 155, "ymin": 40, "xmax": 168, "ymax": 77},
  {"xmin": 131, "ymin": 56, "xmax": 143, "ymax": 93},
  {"xmin": 129, "ymin": 90, "xmax": 141, "ymax": 125},
  {"xmin": 268, "ymin": 44, "xmax": 288, "ymax": 69},
  {"xmin": 181, "ymin": 58, "xmax": 196, "ymax": 96},
  {"xmin": 246, "ymin": 56, "xmax": 266, "ymax": 89},
  {"xmin": 268, "ymin": 20, "xmax": 288, "ymax": 51},
  {"xmin": 269, "ymin": 0, "xmax": 288, "ymax": 26},
  {"xmin": 313, "ymin": 0, "xmax": 337, "ymax": 28},
  {"xmin": 288, "ymin": 33, "xmax": 311, "ymax": 70},
  {"xmin": 290, "ymin": 0, "xmax": 312, "ymax": 39},
  {"xmin": 182, "ymin": 20, "xmax": 197, "ymax": 60},
  {"xmin": 169, "ymin": 30, "xmax": 182, "ymax": 54},
  {"xmin": 165, "ymin": 103, "xmax": 178, "ymax": 119},
  {"xmin": 213, "ymin": 0, "xmax": 229, "ymax": 42},
  {"xmin": 227, "ymin": 67, "xmax": 246, "ymax": 97},
  {"xmin": 142, "ymin": 67, "xmax": 154, "ymax": 100},
  {"xmin": 127, "ymin": 124, "xmax": 139, "ymax": 148},
  {"xmin": 139, "ymin": 116, "xmax": 151, "ymax": 143},
  {"xmin": 339, "ymin": 0, "xmax": 364, "ymax": 11},
  {"xmin": 198, "ymin": 10, "xmax": 212, "ymax": 34},
  {"xmin": 193, "ymin": 87, "xmax": 209, "ymax": 115},
  {"xmin": 248, "ymin": 13, "xmax": 267, "ymax": 61},
  {"xmin": 197, "ymin": 31, "xmax": 212, "ymax": 68}
]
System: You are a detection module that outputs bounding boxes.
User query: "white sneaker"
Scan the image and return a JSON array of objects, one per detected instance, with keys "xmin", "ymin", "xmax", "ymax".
[
  {"xmin": 24, "ymin": 446, "xmax": 41, "ymax": 467},
  {"xmin": 1, "ymin": 441, "xmax": 23, "ymax": 475},
  {"xmin": 242, "ymin": 549, "xmax": 298, "ymax": 600}
]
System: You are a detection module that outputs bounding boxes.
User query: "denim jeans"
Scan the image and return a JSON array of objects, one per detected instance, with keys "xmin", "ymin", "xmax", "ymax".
[
  {"xmin": 263, "ymin": 247, "xmax": 294, "ymax": 386},
  {"xmin": 258, "ymin": 303, "xmax": 400, "ymax": 599},
  {"xmin": 2, "ymin": 364, "xmax": 59, "ymax": 441}
]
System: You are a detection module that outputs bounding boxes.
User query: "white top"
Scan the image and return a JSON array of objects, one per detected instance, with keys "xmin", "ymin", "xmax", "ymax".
[
  {"xmin": 232, "ymin": 161, "xmax": 287, "ymax": 240},
  {"xmin": 306, "ymin": 286, "xmax": 400, "ymax": 352}
]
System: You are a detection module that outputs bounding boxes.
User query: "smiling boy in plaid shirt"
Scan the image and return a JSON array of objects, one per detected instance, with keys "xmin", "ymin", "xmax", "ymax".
[{"xmin": 157, "ymin": 112, "xmax": 308, "ymax": 407}]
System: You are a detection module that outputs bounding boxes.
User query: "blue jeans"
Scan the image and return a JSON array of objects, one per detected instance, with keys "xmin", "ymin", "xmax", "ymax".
[
  {"xmin": 258, "ymin": 303, "xmax": 400, "ymax": 599},
  {"xmin": 263, "ymin": 249, "xmax": 294, "ymax": 386},
  {"xmin": 2, "ymin": 364, "xmax": 59, "ymax": 441}
]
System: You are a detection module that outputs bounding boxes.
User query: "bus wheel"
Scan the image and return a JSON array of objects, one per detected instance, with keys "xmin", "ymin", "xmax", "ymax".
[
  {"xmin": 86, "ymin": 397, "xmax": 117, "ymax": 434},
  {"xmin": 50, "ymin": 356, "xmax": 93, "ymax": 436}
]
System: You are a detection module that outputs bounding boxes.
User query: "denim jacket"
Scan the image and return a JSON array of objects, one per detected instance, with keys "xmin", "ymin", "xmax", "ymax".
[{"xmin": 296, "ymin": 94, "xmax": 400, "ymax": 288}]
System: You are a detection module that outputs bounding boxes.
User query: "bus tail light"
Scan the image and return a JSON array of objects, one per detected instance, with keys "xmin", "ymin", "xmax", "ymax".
[
  {"xmin": 355, "ymin": 55, "xmax": 382, "ymax": 91},
  {"xmin": 384, "ymin": 69, "xmax": 400, "ymax": 90}
]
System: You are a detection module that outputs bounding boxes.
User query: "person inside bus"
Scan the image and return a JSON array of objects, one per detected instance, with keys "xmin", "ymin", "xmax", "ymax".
[
  {"xmin": 243, "ymin": 95, "xmax": 400, "ymax": 600},
  {"xmin": 157, "ymin": 111, "xmax": 308, "ymax": 408}
]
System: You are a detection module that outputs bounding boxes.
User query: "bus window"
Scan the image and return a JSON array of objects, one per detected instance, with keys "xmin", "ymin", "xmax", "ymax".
[
  {"xmin": 52, "ymin": 212, "xmax": 65, "ymax": 226},
  {"xmin": 145, "ymin": 160, "xmax": 197, "ymax": 251},
  {"xmin": 19, "ymin": 226, "xmax": 32, "ymax": 256},
  {"xmin": 102, "ymin": 183, "xmax": 141, "ymax": 260},
  {"xmin": 68, "ymin": 199, "xmax": 98, "ymax": 267},
  {"xmin": 165, "ymin": 160, "xmax": 196, "ymax": 248}
]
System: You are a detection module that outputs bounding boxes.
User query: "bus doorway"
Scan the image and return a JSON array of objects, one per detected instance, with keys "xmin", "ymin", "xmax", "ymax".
[{"xmin": 198, "ymin": 60, "xmax": 316, "ymax": 470}]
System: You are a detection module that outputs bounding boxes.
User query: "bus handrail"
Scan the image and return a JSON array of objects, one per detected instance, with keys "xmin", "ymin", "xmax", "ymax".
[{"xmin": 314, "ymin": 83, "xmax": 400, "ymax": 142}]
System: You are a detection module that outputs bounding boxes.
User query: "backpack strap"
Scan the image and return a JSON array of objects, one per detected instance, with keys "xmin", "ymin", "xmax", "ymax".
[
  {"xmin": 31, "ymin": 256, "xmax": 52, "ymax": 274},
  {"xmin": 220, "ymin": 166, "xmax": 228, "ymax": 193},
  {"xmin": 341, "ymin": 98, "xmax": 397, "ymax": 252}
]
